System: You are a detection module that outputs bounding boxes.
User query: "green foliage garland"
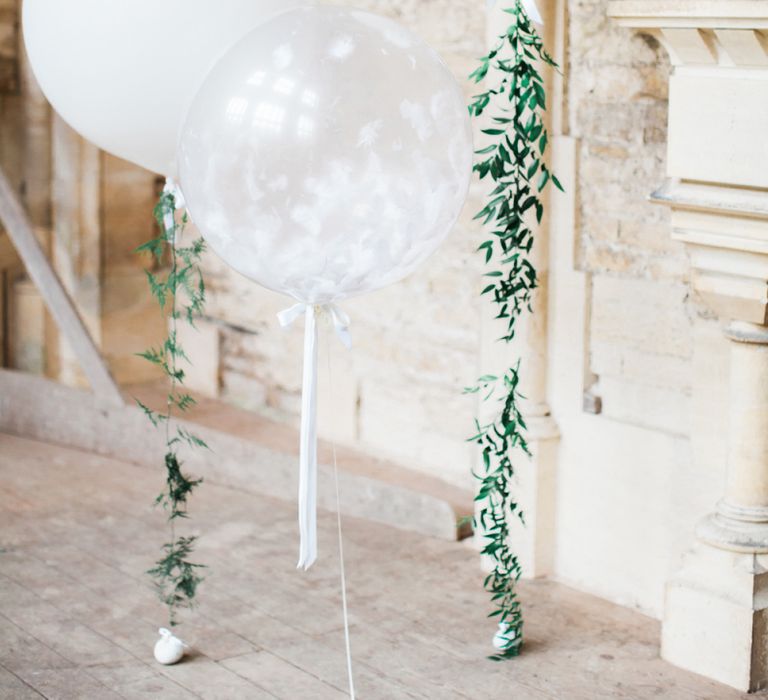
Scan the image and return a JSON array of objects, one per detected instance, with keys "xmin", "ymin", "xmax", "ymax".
[
  {"xmin": 136, "ymin": 187, "xmax": 208, "ymax": 627},
  {"xmin": 466, "ymin": 1, "xmax": 560, "ymax": 659}
]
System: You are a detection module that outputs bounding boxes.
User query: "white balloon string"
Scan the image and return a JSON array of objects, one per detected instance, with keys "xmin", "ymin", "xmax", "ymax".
[
  {"xmin": 277, "ymin": 303, "xmax": 352, "ymax": 570},
  {"xmin": 323, "ymin": 325, "xmax": 356, "ymax": 700}
]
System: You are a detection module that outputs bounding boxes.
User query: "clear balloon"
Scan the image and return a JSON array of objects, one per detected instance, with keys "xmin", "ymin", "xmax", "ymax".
[
  {"xmin": 22, "ymin": 0, "xmax": 312, "ymax": 176},
  {"xmin": 178, "ymin": 5, "xmax": 473, "ymax": 304}
]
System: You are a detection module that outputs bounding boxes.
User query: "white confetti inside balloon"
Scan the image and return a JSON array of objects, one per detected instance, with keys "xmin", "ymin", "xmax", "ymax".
[
  {"xmin": 178, "ymin": 5, "xmax": 473, "ymax": 305},
  {"xmin": 178, "ymin": 6, "xmax": 474, "ymax": 570}
]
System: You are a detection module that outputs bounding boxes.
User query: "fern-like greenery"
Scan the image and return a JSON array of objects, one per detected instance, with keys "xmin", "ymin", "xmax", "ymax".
[
  {"xmin": 137, "ymin": 186, "xmax": 208, "ymax": 627},
  {"xmin": 466, "ymin": 0, "xmax": 560, "ymax": 659}
]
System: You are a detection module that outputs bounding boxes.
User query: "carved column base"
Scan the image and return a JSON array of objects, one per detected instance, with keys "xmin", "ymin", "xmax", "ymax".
[
  {"xmin": 662, "ymin": 544, "xmax": 768, "ymax": 692},
  {"xmin": 697, "ymin": 502, "xmax": 768, "ymax": 554}
]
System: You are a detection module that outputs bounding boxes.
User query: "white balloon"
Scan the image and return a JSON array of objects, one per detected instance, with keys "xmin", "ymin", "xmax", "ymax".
[
  {"xmin": 22, "ymin": 0, "xmax": 312, "ymax": 176},
  {"xmin": 178, "ymin": 5, "xmax": 473, "ymax": 304}
]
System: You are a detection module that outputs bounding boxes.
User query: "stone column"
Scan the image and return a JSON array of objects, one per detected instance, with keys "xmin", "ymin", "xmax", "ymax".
[
  {"xmin": 698, "ymin": 321, "xmax": 768, "ymax": 554},
  {"xmin": 609, "ymin": 1, "xmax": 768, "ymax": 691}
]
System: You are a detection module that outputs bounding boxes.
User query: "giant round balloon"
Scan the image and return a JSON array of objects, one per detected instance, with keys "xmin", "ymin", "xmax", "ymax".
[
  {"xmin": 178, "ymin": 5, "xmax": 473, "ymax": 304},
  {"xmin": 22, "ymin": 0, "xmax": 311, "ymax": 176}
]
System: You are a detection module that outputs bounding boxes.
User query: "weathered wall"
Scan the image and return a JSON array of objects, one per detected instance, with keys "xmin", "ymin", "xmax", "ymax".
[
  {"xmin": 188, "ymin": 1, "xmax": 727, "ymax": 618},
  {"xmin": 569, "ymin": 0, "xmax": 692, "ymax": 437},
  {"xmin": 0, "ymin": 0, "xmax": 164, "ymax": 385},
  {"xmin": 548, "ymin": 0, "xmax": 729, "ymax": 616},
  {"xmin": 0, "ymin": 0, "xmax": 24, "ymax": 369},
  {"xmin": 0, "ymin": 0, "xmax": 20, "ymax": 187},
  {"xmin": 1, "ymin": 0, "xmax": 738, "ymax": 623},
  {"xmin": 0, "ymin": 0, "xmax": 17, "ymax": 96}
]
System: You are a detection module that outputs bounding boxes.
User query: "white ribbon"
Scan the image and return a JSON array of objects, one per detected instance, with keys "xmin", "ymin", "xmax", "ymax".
[
  {"xmin": 277, "ymin": 303, "xmax": 352, "ymax": 570},
  {"xmin": 487, "ymin": 0, "xmax": 543, "ymax": 25}
]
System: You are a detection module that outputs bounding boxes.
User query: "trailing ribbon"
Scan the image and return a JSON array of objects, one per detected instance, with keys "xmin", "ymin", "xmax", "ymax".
[
  {"xmin": 277, "ymin": 303, "xmax": 352, "ymax": 570},
  {"xmin": 487, "ymin": 0, "xmax": 543, "ymax": 25}
]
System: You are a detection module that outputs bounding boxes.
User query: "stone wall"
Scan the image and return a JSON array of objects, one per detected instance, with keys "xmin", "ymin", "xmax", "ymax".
[
  {"xmin": 548, "ymin": 0, "xmax": 732, "ymax": 616},
  {"xmin": 0, "ymin": 0, "xmax": 20, "ymax": 179},
  {"xmin": 0, "ymin": 0, "xmax": 164, "ymax": 384},
  {"xmin": 1, "ymin": 0, "xmax": 734, "ymax": 622},
  {"xmin": 0, "ymin": 0, "xmax": 17, "ymax": 95},
  {"xmin": 567, "ymin": 0, "xmax": 696, "ymax": 437},
  {"xmin": 196, "ymin": 0, "xmax": 693, "ymax": 501}
]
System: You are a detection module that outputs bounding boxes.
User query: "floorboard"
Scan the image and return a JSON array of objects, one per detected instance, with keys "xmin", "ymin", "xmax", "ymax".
[{"xmin": 0, "ymin": 433, "xmax": 752, "ymax": 699}]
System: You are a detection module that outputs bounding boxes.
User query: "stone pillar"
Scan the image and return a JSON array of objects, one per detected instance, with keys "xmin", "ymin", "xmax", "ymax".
[
  {"xmin": 609, "ymin": 1, "xmax": 768, "ymax": 691},
  {"xmin": 661, "ymin": 321, "xmax": 768, "ymax": 690},
  {"xmin": 697, "ymin": 322, "xmax": 768, "ymax": 554}
]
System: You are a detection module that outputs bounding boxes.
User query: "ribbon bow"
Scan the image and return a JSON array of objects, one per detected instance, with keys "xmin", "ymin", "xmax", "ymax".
[
  {"xmin": 162, "ymin": 178, "xmax": 187, "ymax": 232},
  {"xmin": 277, "ymin": 303, "xmax": 352, "ymax": 570}
]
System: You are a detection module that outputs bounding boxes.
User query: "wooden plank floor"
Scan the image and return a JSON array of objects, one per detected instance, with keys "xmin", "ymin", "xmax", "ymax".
[{"xmin": 0, "ymin": 432, "xmax": 751, "ymax": 699}]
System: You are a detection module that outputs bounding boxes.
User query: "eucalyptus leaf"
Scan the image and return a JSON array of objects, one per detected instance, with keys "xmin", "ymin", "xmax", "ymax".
[
  {"xmin": 467, "ymin": 0, "xmax": 560, "ymax": 660},
  {"xmin": 138, "ymin": 186, "xmax": 207, "ymax": 628}
]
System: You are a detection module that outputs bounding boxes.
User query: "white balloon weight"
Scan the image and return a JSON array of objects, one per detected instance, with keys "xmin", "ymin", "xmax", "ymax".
[
  {"xmin": 179, "ymin": 6, "xmax": 473, "ymax": 571},
  {"xmin": 22, "ymin": 0, "xmax": 311, "ymax": 176},
  {"xmin": 178, "ymin": 5, "xmax": 473, "ymax": 304}
]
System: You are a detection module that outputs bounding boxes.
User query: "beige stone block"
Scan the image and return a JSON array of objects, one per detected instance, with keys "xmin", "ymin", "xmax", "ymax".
[
  {"xmin": 0, "ymin": 5, "xmax": 17, "ymax": 95},
  {"xmin": 617, "ymin": 220, "xmax": 680, "ymax": 255},
  {"xmin": 176, "ymin": 317, "xmax": 220, "ymax": 399},
  {"xmin": 358, "ymin": 374, "xmax": 475, "ymax": 490},
  {"xmin": 0, "ymin": 89, "xmax": 24, "ymax": 182},
  {"xmin": 591, "ymin": 341, "xmax": 693, "ymax": 391},
  {"xmin": 715, "ymin": 29, "xmax": 768, "ymax": 66},
  {"xmin": 598, "ymin": 374, "xmax": 691, "ymax": 435},
  {"xmin": 218, "ymin": 315, "xmax": 301, "ymax": 399},
  {"xmin": 101, "ymin": 264, "xmax": 165, "ymax": 385},
  {"xmin": 579, "ymin": 241, "xmax": 635, "ymax": 276},
  {"xmin": 590, "ymin": 275, "xmax": 693, "ymax": 360},
  {"xmin": 0, "ymin": 12, "xmax": 15, "ymax": 58},
  {"xmin": 570, "ymin": 2, "xmax": 666, "ymax": 67},
  {"xmin": 589, "ymin": 339, "xmax": 623, "ymax": 378},
  {"xmin": 554, "ymin": 412, "xmax": 690, "ymax": 616},
  {"xmin": 660, "ymin": 28, "xmax": 718, "ymax": 64},
  {"xmin": 11, "ymin": 278, "xmax": 45, "ymax": 374},
  {"xmin": 662, "ymin": 545, "xmax": 768, "ymax": 692},
  {"xmin": 102, "ymin": 155, "xmax": 158, "ymax": 268},
  {"xmin": 220, "ymin": 370, "xmax": 269, "ymax": 413},
  {"xmin": 669, "ymin": 73, "xmax": 768, "ymax": 189},
  {"xmin": 646, "ymin": 252, "xmax": 692, "ymax": 282}
]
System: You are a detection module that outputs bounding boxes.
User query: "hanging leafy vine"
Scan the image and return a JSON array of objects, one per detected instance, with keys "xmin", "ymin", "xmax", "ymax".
[
  {"xmin": 466, "ymin": 1, "xmax": 560, "ymax": 659},
  {"xmin": 136, "ymin": 185, "xmax": 208, "ymax": 627}
]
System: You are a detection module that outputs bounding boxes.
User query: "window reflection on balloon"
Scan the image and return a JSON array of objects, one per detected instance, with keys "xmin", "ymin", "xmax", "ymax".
[
  {"xmin": 252, "ymin": 103, "xmax": 284, "ymax": 133},
  {"xmin": 225, "ymin": 97, "xmax": 248, "ymax": 125}
]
